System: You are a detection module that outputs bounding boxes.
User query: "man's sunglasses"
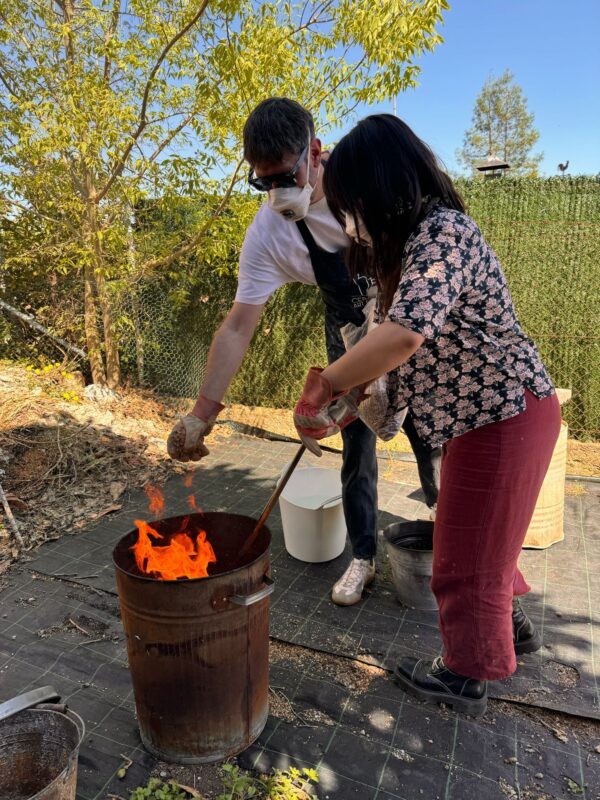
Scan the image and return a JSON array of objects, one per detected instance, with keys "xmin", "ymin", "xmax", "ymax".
[{"xmin": 248, "ymin": 145, "xmax": 308, "ymax": 192}]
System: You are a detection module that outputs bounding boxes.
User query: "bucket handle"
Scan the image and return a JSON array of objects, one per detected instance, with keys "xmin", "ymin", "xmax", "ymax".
[
  {"xmin": 66, "ymin": 708, "xmax": 86, "ymax": 749},
  {"xmin": 0, "ymin": 685, "xmax": 60, "ymax": 723},
  {"xmin": 230, "ymin": 575, "xmax": 274, "ymax": 607},
  {"xmin": 319, "ymin": 493, "xmax": 342, "ymax": 510}
]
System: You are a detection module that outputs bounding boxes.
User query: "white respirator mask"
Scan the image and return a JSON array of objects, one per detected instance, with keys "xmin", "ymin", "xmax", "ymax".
[
  {"xmin": 267, "ymin": 181, "xmax": 314, "ymax": 221},
  {"xmin": 344, "ymin": 212, "xmax": 373, "ymax": 247},
  {"xmin": 267, "ymin": 139, "xmax": 319, "ymax": 221}
]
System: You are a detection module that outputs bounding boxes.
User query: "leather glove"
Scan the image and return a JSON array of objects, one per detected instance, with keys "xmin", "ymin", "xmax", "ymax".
[
  {"xmin": 294, "ymin": 368, "xmax": 364, "ymax": 456},
  {"xmin": 167, "ymin": 395, "xmax": 224, "ymax": 462}
]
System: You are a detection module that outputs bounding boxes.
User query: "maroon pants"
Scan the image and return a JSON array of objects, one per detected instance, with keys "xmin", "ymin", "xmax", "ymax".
[{"xmin": 432, "ymin": 390, "xmax": 561, "ymax": 681}]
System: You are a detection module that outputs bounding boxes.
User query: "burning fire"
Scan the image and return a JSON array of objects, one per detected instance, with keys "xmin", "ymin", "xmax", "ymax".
[
  {"xmin": 144, "ymin": 483, "xmax": 165, "ymax": 517},
  {"xmin": 132, "ymin": 484, "xmax": 216, "ymax": 581}
]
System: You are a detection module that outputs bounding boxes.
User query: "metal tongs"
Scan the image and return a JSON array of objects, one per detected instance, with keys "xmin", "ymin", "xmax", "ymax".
[{"xmin": 240, "ymin": 443, "xmax": 306, "ymax": 553}]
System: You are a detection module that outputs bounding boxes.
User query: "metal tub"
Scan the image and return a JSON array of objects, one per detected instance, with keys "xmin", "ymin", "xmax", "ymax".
[{"xmin": 0, "ymin": 703, "xmax": 84, "ymax": 800}]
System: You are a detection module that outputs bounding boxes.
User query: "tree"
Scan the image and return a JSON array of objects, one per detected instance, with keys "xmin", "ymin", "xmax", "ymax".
[
  {"xmin": 457, "ymin": 70, "xmax": 543, "ymax": 177},
  {"xmin": 0, "ymin": 0, "xmax": 449, "ymax": 387}
]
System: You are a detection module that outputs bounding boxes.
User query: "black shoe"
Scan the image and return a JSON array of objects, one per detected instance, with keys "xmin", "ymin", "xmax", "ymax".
[
  {"xmin": 513, "ymin": 598, "xmax": 542, "ymax": 654},
  {"xmin": 393, "ymin": 656, "xmax": 487, "ymax": 716}
]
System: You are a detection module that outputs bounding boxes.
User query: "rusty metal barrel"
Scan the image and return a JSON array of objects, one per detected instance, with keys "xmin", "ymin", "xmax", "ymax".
[{"xmin": 113, "ymin": 512, "xmax": 272, "ymax": 764}]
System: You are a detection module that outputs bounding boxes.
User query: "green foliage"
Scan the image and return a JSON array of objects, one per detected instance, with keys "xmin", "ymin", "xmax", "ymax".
[
  {"xmin": 24, "ymin": 361, "xmax": 82, "ymax": 403},
  {"xmin": 229, "ymin": 283, "xmax": 328, "ymax": 407},
  {"xmin": 0, "ymin": 0, "xmax": 450, "ymax": 384},
  {"xmin": 262, "ymin": 766, "xmax": 319, "ymax": 799},
  {"xmin": 214, "ymin": 764, "xmax": 318, "ymax": 799},
  {"xmin": 130, "ymin": 778, "xmax": 189, "ymax": 800},
  {"xmin": 564, "ymin": 776, "xmax": 585, "ymax": 795},
  {"xmin": 457, "ymin": 70, "xmax": 543, "ymax": 176},
  {"xmin": 456, "ymin": 176, "xmax": 600, "ymax": 439},
  {"xmin": 128, "ymin": 766, "xmax": 318, "ymax": 800},
  {"xmin": 0, "ymin": 209, "xmax": 85, "ymax": 362}
]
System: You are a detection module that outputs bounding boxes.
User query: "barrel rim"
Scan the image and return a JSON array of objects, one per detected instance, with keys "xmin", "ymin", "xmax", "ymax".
[
  {"xmin": 387, "ymin": 534, "xmax": 433, "ymax": 552},
  {"xmin": 112, "ymin": 511, "xmax": 270, "ymax": 583}
]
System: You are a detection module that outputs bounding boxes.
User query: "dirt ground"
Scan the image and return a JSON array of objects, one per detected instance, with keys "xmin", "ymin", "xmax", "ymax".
[
  {"xmin": 221, "ymin": 402, "xmax": 600, "ymax": 478},
  {"xmin": 0, "ymin": 364, "xmax": 234, "ymax": 565}
]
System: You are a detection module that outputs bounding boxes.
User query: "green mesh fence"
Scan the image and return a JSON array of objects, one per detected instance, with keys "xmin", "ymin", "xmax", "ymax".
[{"xmin": 119, "ymin": 177, "xmax": 600, "ymax": 440}]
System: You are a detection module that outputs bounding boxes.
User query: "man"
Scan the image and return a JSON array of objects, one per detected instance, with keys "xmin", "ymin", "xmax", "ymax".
[{"xmin": 167, "ymin": 98, "xmax": 440, "ymax": 605}]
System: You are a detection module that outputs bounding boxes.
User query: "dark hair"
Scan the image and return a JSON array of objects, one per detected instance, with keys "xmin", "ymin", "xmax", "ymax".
[
  {"xmin": 243, "ymin": 98, "xmax": 315, "ymax": 165},
  {"xmin": 323, "ymin": 114, "xmax": 465, "ymax": 313}
]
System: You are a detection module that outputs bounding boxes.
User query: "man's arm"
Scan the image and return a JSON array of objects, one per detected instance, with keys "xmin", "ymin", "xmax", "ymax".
[
  {"xmin": 199, "ymin": 301, "xmax": 265, "ymax": 402},
  {"xmin": 167, "ymin": 301, "xmax": 265, "ymax": 461}
]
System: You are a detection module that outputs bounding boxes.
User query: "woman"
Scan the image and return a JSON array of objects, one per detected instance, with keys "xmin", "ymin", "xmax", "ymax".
[{"xmin": 293, "ymin": 114, "xmax": 560, "ymax": 716}]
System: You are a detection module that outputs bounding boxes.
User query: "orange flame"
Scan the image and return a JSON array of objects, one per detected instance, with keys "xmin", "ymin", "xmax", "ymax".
[
  {"xmin": 187, "ymin": 495, "xmax": 199, "ymax": 511},
  {"xmin": 132, "ymin": 520, "xmax": 216, "ymax": 580},
  {"xmin": 144, "ymin": 483, "xmax": 165, "ymax": 517},
  {"xmin": 183, "ymin": 473, "xmax": 194, "ymax": 488},
  {"xmin": 132, "ymin": 483, "xmax": 215, "ymax": 580}
]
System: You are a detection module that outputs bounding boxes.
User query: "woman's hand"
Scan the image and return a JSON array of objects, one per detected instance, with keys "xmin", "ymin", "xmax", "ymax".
[
  {"xmin": 293, "ymin": 324, "xmax": 423, "ymax": 454},
  {"xmin": 293, "ymin": 368, "xmax": 362, "ymax": 455}
]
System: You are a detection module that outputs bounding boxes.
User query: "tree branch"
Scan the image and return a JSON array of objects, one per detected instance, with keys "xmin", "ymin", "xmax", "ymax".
[
  {"xmin": 97, "ymin": 1, "xmax": 210, "ymax": 203},
  {"xmin": 312, "ymin": 52, "xmax": 368, "ymax": 110},
  {"xmin": 54, "ymin": 0, "xmax": 76, "ymax": 67},
  {"xmin": 0, "ymin": 59, "xmax": 22, "ymax": 99},
  {"xmin": 103, "ymin": 0, "xmax": 121, "ymax": 83},
  {"xmin": 225, "ymin": 16, "xmax": 251, "ymax": 114},
  {"xmin": 0, "ymin": 194, "xmax": 75, "ymax": 228},
  {"xmin": 0, "ymin": 299, "xmax": 87, "ymax": 361},
  {"xmin": 138, "ymin": 157, "xmax": 245, "ymax": 273},
  {"xmin": 0, "ymin": 16, "xmax": 63, "ymax": 108},
  {"xmin": 136, "ymin": 111, "xmax": 196, "ymax": 178},
  {"xmin": 284, "ymin": 16, "xmax": 334, "ymax": 40}
]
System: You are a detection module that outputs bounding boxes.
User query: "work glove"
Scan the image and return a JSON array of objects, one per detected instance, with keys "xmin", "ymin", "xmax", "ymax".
[
  {"xmin": 167, "ymin": 395, "xmax": 224, "ymax": 462},
  {"xmin": 293, "ymin": 368, "xmax": 364, "ymax": 457}
]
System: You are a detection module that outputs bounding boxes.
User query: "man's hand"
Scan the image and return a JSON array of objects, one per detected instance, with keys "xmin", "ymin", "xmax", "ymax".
[
  {"xmin": 167, "ymin": 415, "xmax": 212, "ymax": 462},
  {"xmin": 167, "ymin": 396, "xmax": 224, "ymax": 462}
]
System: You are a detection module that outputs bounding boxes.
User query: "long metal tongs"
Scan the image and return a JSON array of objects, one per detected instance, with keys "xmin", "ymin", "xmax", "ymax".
[{"xmin": 240, "ymin": 444, "xmax": 306, "ymax": 554}]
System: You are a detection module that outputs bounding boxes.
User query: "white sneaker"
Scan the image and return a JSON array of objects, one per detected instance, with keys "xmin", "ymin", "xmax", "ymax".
[{"xmin": 331, "ymin": 558, "xmax": 376, "ymax": 606}]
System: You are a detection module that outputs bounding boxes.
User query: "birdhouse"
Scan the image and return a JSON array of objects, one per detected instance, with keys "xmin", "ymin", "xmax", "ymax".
[{"xmin": 474, "ymin": 154, "xmax": 510, "ymax": 180}]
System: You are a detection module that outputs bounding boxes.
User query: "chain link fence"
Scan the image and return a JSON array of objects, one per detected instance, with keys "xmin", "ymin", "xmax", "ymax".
[{"xmin": 118, "ymin": 177, "xmax": 600, "ymax": 440}]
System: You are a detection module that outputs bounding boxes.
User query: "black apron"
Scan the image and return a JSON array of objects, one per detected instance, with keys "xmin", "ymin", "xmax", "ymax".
[
  {"xmin": 295, "ymin": 218, "xmax": 380, "ymax": 558},
  {"xmin": 295, "ymin": 219, "xmax": 373, "ymax": 361}
]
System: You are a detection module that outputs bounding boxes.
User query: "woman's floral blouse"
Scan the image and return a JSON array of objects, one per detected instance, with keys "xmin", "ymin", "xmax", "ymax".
[{"xmin": 386, "ymin": 204, "xmax": 555, "ymax": 447}]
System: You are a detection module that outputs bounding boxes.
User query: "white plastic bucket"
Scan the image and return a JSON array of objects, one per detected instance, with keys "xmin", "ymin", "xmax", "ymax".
[{"xmin": 278, "ymin": 466, "xmax": 346, "ymax": 562}]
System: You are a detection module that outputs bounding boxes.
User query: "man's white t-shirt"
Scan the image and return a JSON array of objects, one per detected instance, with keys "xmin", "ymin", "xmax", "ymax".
[{"xmin": 235, "ymin": 197, "xmax": 349, "ymax": 305}]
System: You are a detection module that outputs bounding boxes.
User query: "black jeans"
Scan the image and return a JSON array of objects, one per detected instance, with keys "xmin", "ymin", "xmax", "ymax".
[
  {"xmin": 324, "ymin": 308, "xmax": 380, "ymax": 559},
  {"xmin": 402, "ymin": 413, "xmax": 441, "ymax": 509}
]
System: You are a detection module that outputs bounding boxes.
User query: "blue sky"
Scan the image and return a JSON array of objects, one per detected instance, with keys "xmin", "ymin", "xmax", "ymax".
[{"xmin": 331, "ymin": 0, "xmax": 600, "ymax": 177}]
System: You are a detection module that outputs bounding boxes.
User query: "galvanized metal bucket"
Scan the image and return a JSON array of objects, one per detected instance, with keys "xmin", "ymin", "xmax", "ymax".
[
  {"xmin": 384, "ymin": 520, "xmax": 438, "ymax": 611},
  {"xmin": 0, "ymin": 687, "xmax": 85, "ymax": 800},
  {"xmin": 113, "ymin": 511, "xmax": 272, "ymax": 764}
]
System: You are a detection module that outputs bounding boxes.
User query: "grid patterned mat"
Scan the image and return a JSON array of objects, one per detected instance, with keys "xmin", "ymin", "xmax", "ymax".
[
  {"xmin": 0, "ymin": 569, "xmax": 597, "ymax": 800},
  {"xmin": 242, "ymin": 647, "xmax": 598, "ymax": 800},
  {"xmin": 17, "ymin": 433, "xmax": 600, "ymax": 716}
]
